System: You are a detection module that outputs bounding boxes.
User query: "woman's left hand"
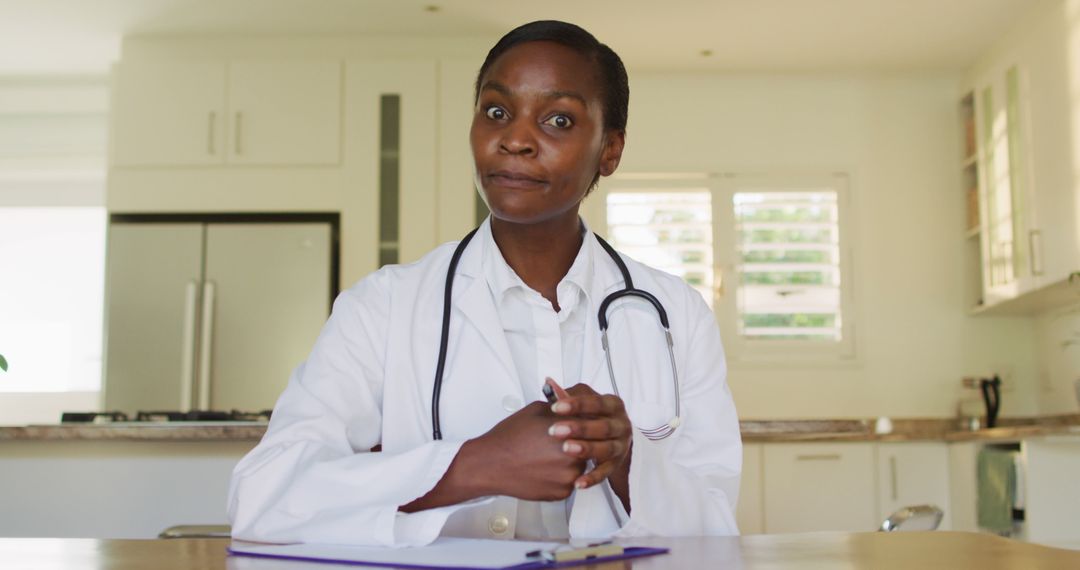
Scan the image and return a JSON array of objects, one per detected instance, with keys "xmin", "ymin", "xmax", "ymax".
[{"xmin": 549, "ymin": 383, "xmax": 633, "ymax": 492}]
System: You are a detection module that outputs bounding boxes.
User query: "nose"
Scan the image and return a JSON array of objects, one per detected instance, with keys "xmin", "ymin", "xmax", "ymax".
[{"xmin": 499, "ymin": 119, "xmax": 537, "ymax": 157}]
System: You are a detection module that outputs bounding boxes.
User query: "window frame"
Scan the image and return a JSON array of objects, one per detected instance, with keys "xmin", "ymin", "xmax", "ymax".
[{"xmin": 591, "ymin": 172, "xmax": 858, "ymax": 367}]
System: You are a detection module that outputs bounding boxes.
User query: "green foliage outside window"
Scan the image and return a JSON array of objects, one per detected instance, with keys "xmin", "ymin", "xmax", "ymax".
[
  {"xmin": 743, "ymin": 313, "xmax": 836, "ymax": 328},
  {"xmin": 741, "ymin": 250, "xmax": 830, "ymax": 263},
  {"xmin": 740, "ymin": 228, "xmax": 831, "ymax": 244},
  {"xmin": 741, "ymin": 271, "xmax": 829, "ymax": 286},
  {"xmin": 736, "ymin": 206, "xmax": 831, "ymax": 223}
]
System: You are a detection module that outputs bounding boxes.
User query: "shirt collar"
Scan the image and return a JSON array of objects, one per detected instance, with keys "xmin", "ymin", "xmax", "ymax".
[{"xmin": 481, "ymin": 216, "xmax": 595, "ymax": 307}]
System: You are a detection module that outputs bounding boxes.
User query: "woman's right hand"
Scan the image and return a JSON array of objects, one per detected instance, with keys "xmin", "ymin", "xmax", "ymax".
[{"xmin": 463, "ymin": 401, "xmax": 587, "ymax": 501}]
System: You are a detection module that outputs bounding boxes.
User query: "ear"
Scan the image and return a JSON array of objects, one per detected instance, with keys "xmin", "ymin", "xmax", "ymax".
[{"xmin": 598, "ymin": 130, "xmax": 625, "ymax": 177}]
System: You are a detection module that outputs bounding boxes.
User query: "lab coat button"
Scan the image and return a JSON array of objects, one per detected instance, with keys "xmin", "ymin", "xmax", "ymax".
[
  {"xmin": 501, "ymin": 395, "xmax": 522, "ymax": 411},
  {"xmin": 488, "ymin": 515, "xmax": 510, "ymax": 535}
]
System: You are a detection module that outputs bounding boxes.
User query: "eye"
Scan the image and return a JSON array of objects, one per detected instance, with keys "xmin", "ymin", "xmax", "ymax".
[
  {"xmin": 485, "ymin": 106, "xmax": 508, "ymax": 120},
  {"xmin": 543, "ymin": 114, "xmax": 574, "ymax": 129}
]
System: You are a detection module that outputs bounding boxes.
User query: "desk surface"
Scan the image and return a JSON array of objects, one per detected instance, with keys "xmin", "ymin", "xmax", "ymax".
[{"xmin": 4, "ymin": 532, "xmax": 1080, "ymax": 569}]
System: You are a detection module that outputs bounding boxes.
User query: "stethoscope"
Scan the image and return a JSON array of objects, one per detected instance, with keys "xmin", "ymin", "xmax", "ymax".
[{"xmin": 431, "ymin": 226, "xmax": 682, "ymax": 442}]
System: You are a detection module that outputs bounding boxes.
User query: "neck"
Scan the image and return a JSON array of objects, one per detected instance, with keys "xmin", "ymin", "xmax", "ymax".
[{"xmin": 490, "ymin": 211, "xmax": 585, "ymax": 308}]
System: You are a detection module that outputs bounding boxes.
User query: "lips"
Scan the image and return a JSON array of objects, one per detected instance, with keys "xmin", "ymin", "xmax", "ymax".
[{"xmin": 487, "ymin": 170, "xmax": 547, "ymax": 189}]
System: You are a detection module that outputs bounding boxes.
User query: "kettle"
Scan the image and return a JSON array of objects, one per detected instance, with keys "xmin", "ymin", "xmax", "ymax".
[{"xmin": 980, "ymin": 375, "xmax": 1002, "ymax": 429}]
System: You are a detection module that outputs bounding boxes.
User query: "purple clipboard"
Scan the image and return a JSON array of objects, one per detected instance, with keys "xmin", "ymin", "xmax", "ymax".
[{"xmin": 227, "ymin": 542, "xmax": 669, "ymax": 569}]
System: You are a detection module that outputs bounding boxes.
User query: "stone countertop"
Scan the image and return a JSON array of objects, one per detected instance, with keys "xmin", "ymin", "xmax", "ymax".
[
  {"xmin": 2, "ymin": 415, "xmax": 1078, "ymax": 443},
  {"xmin": 0, "ymin": 422, "xmax": 268, "ymax": 442}
]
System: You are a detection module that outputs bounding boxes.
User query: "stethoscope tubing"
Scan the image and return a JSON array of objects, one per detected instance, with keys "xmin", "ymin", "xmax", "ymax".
[{"xmin": 431, "ymin": 227, "xmax": 680, "ymax": 441}]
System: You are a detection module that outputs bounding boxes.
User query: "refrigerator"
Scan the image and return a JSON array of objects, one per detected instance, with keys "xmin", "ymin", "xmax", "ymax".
[{"xmin": 102, "ymin": 217, "xmax": 335, "ymax": 414}]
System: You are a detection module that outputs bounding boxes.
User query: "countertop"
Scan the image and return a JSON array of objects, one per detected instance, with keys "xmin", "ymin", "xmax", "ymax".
[
  {"xmin": 2, "ymin": 415, "xmax": 1078, "ymax": 443},
  {"xmin": 3, "ymin": 532, "xmax": 1080, "ymax": 569}
]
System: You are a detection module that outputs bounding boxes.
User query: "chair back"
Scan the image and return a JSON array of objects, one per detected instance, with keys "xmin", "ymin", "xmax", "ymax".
[
  {"xmin": 879, "ymin": 505, "xmax": 944, "ymax": 532},
  {"xmin": 158, "ymin": 524, "xmax": 232, "ymax": 539}
]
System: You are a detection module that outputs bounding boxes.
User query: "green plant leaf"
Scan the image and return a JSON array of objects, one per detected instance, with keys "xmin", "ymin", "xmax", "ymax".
[{"xmin": 0, "ymin": 354, "xmax": 7, "ymax": 372}]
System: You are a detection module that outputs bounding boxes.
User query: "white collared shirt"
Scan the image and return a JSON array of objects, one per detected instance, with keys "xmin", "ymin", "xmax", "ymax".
[{"xmin": 482, "ymin": 218, "xmax": 593, "ymax": 540}]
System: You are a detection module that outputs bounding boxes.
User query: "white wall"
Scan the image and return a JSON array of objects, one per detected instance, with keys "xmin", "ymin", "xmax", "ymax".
[
  {"xmin": 602, "ymin": 72, "xmax": 1039, "ymax": 419},
  {"xmin": 0, "ymin": 440, "xmax": 253, "ymax": 538}
]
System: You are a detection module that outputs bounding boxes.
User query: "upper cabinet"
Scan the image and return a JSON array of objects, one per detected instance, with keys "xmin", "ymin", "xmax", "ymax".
[
  {"xmin": 961, "ymin": 65, "xmax": 1042, "ymax": 311},
  {"xmin": 111, "ymin": 60, "xmax": 342, "ymax": 167},
  {"xmin": 961, "ymin": 1, "xmax": 1080, "ymax": 315}
]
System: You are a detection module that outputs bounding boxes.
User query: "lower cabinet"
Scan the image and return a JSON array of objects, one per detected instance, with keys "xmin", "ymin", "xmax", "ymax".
[
  {"xmin": 763, "ymin": 443, "xmax": 877, "ymax": 533},
  {"xmin": 876, "ymin": 442, "xmax": 952, "ymax": 530},
  {"xmin": 752, "ymin": 441, "xmax": 954, "ymax": 534},
  {"xmin": 736, "ymin": 444, "xmax": 764, "ymax": 534}
]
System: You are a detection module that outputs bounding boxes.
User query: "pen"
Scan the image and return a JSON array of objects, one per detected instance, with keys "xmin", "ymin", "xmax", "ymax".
[{"xmin": 544, "ymin": 378, "xmax": 627, "ymax": 525}]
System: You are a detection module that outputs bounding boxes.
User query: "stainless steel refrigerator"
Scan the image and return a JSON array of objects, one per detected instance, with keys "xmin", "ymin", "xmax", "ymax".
[{"xmin": 103, "ymin": 216, "xmax": 335, "ymax": 414}]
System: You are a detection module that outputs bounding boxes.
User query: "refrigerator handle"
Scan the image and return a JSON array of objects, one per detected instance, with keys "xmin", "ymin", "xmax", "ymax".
[
  {"xmin": 180, "ymin": 280, "xmax": 199, "ymax": 412},
  {"xmin": 198, "ymin": 280, "xmax": 216, "ymax": 410}
]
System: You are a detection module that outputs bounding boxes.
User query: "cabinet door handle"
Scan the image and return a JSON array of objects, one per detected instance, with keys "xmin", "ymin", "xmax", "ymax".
[
  {"xmin": 180, "ymin": 280, "xmax": 198, "ymax": 411},
  {"xmin": 889, "ymin": 456, "xmax": 898, "ymax": 501},
  {"xmin": 1029, "ymin": 230, "xmax": 1043, "ymax": 276},
  {"xmin": 795, "ymin": 453, "xmax": 841, "ymax": 461},
  {"xmin": 234, "ymin": 111, "xmax": 242, "ymax": 156},
  {"xmin": 207, "ymin": 112, "xmax": 216, "ymax": 155},
  {"xmin": 198, "ymin": 280, "xmax": 216, "ymax": 410}
]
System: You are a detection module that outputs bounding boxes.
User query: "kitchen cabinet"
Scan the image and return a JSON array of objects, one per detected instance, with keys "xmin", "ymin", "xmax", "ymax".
[
  {"xmin": 111, "ymin": 60, "xmax": 341, "ymax": 167},
  {"xmin": 959, "ymin": 1, "xmax": 1080, "ymax": 315},
  {"xmin": 103, "ymin": 217, "xmax": 334, "ymax": 414},
  {"xmin": 111, "ymin": 62, "xmax": 226, "ymax": 166},
  {"xmin": 736, "ymin": 443, "xmax": 764, "ymax": 534},
  {"xmin": 762, "ymin": 443, "xmax": 877, "ymax": 533},
  {"xmin": 960, "ymin": 64, "xmax": 1041, "ymax": 312},
  {"xmin": 1021, "ymin": 437, "xmax": 1080, "ymax": 549},
  {"xmin": 876, "ymin": 442, "xmax": 952, "ymax": 530}
]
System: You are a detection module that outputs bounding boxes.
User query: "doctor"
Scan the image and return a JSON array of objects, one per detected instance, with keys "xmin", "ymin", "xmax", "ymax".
[{"xmin": 228, "ymin": 20, "xmax": 741, "ymax": 547}]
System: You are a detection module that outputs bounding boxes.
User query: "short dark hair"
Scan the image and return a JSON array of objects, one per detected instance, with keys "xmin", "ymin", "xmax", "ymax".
[{"xmin": 474, "ymin": 20, "xmax": 629, "ymax": 134}]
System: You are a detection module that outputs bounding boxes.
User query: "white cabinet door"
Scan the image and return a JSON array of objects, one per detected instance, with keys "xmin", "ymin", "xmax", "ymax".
[
  {"xmin": 112, "ymin": 62, "xmax": 227, "ymax": 166},
  {"xmin": 227, "ymin": 60, "xmax": 342, "ymax": 166},
  {"xmin": 103, "ymin": 224, "xmax": 204, "ymax": 414},
  {"xmin": 763, "ymin": 443, "xmax": 877, "ymax": 533},
  {"xmin": 203, "ymin": 223, "xmax": 332, "ymax": 411},
  {"xmin": 876, "ymin": 443, "xmax": 952, "ymax": 530},
  {"xmin": 737, "ymin": 443, "xmax": 764, "ymax": 534}
]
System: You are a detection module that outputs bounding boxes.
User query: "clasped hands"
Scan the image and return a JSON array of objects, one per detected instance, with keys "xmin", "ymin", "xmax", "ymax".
[{"xmin": 469, "ymin": 379, "xmax": 633, "ymax": 502}]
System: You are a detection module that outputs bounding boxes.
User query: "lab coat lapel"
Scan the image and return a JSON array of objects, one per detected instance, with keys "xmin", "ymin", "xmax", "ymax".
[{"xmin": 451, "ymin": 230, "xmax": 518, "ymax": 387}]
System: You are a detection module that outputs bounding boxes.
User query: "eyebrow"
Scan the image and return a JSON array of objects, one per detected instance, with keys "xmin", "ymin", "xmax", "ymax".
[{"xmin": 481, "ymin": 81, "xmax": 588, "ymax": 106}]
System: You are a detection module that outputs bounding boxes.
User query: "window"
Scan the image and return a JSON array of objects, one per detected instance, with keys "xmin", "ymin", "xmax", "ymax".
[
  {"xmin": 606, "ymin": 190, "xmax": 714, "ymax": 307},
  {"xmin": 0, "ymin": 77, "xmax": 108, "ymax": 393},
  {"xmin": 0, "ymin": 207, "xmax": 106, "ymax": 392},
  {"xmin": 598, "ymin": 173, "xmax": 855, "ymax": 363},
  {"xmin": 733, "ymin": 190, "xmax": 842, "ymax": 341}
]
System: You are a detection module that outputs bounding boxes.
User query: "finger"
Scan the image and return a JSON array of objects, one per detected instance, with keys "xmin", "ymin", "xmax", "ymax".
[
  {"xmin": 551, "ymin": 394, "xmax": 625, "ymax": 417},
  {"xmin": 575, "ymin": 459, "xmax": 618, "ymax": 489},
  {"xmin": 564, "ymin": 383, "xmax": 598, "ymax": 397},
  {"xmin": 544, "ymin": 377, "xmax": 571, "ymax": 400},
  {"xmin": 560, "ymin": 438, "xmax": 627, "ymax": 463},
  {"xmin": 549, "ymin": 417, "xmax": 630, "ymax": 440}
]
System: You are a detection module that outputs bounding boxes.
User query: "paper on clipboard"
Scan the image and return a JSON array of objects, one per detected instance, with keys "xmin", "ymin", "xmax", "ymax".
[{"xmin": 227, "ymin": 537, "xmax": 668, "ymax": 569}]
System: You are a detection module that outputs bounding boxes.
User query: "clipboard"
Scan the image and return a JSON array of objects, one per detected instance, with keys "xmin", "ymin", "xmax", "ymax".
[{"xmin": 227, "ymin": 537, "xmax": 669, "ymax": 569}]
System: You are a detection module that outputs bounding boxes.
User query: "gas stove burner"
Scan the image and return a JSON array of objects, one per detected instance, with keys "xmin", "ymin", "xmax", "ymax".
[
  {"xmin": 60, "ymin": 409, "xmax": 272, "ymax": 423},
  {"xmin": 60, "ymin": 411, "xmax": 129, "ymax": 423}
]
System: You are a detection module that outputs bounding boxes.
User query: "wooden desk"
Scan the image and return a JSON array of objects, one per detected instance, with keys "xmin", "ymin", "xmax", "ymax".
[{"xmin": 3, "ymin": 532, "xmax": 1079, "ymax": 569}]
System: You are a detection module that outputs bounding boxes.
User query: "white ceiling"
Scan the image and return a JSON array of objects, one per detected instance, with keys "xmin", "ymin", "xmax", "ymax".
[{"xmin": 0, "ymin": 0, "xmax": 1049, "ymax": 75}]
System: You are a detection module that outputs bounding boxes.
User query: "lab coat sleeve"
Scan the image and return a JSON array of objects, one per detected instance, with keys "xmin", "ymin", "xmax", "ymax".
[
  {"xmin": 614, "ymin": 290, "xmax": 742, "ymax": 537},
  {"xmin": 227, "ymin": 273, "xmax": 477, "ymax": 546}
]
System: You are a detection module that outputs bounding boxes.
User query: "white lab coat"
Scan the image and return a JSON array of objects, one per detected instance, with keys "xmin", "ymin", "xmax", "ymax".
[{"xmin": 227, "ymin": 221, "xmax": 742, "ymax": 546}]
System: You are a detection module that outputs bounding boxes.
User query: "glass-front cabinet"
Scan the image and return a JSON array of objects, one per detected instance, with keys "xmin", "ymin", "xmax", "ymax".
[{"xmin": 962, "ymin": 64, "xmax": 1042, "ymax": 312}]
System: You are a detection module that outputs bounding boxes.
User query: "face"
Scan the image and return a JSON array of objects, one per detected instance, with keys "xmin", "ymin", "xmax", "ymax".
[{"xmin": 470, "ymin": 41, "xmax": 625, "ymax": 226}]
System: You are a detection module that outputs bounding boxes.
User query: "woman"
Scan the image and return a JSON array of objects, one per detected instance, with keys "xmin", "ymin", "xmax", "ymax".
[{"xmin": 228, "ymin": 20, "xmax": 741, "ymax": 546}]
